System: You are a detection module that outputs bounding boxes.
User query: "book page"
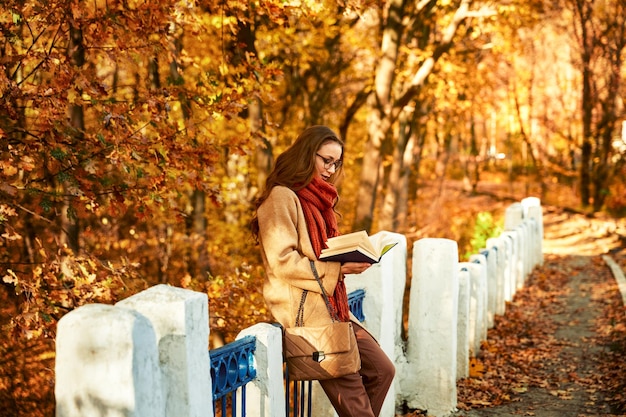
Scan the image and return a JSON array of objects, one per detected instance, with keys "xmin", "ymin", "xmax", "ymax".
[
  {"xmin": 325, "ymin": 231, "xmax": 369, "ymax": 249},
  {"xmin": 324, "ymin": 231, "xmax": 377, "ymax": 257}
]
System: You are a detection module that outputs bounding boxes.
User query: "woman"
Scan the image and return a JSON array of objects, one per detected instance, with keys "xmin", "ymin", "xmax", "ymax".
[{"xmin": 251, "ymin": 125, "xmax": 395, "ymax": 417}]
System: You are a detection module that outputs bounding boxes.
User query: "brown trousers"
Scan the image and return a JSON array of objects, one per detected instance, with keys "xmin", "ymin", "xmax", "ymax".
[{"xmin": 319, "ymin": 322, "xmax": 395, "ymax": 417}]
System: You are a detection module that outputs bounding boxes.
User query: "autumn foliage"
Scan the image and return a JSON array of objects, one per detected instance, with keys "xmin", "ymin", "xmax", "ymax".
[{"xmin": 1, "ymin": 0, "xmax": 625, "ymax": 416}]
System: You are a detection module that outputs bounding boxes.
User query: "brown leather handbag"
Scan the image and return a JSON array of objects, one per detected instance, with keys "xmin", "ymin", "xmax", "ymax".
[{"xmin": 283, "ymin": 261, "xmax": 361, "ymax": 381}]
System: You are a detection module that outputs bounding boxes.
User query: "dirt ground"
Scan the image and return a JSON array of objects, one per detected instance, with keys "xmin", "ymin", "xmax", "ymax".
[{"xmin": 446, "ymin": 206, "xmax": 626, "ymax": 417}]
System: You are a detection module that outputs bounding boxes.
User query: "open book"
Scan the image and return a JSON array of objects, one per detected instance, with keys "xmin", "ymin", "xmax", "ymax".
[{"xmin": 319, "ymin": 230, "xmax": 398, "ymax": 264}]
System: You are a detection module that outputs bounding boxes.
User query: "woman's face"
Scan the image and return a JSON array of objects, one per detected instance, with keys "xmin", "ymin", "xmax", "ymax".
[{"xmin": 314, "ymin": 141, "xmax": 343, "ymax": 181}]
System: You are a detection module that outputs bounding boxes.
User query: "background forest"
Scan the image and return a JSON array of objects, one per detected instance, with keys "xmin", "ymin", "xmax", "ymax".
[{"xmin": 1, "ymin": 0, "xmax": 625, "ymax": 415}]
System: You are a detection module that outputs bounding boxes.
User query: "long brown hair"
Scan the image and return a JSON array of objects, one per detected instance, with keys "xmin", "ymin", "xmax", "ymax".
[{"xmin": 250, "ymin": 125, "xmax": 344, "ymax": 241}]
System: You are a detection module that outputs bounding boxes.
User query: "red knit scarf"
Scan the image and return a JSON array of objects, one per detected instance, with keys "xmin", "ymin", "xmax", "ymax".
[{"xmin": 296, "ymin": 176, "xmax": 350, "ymax": 322}]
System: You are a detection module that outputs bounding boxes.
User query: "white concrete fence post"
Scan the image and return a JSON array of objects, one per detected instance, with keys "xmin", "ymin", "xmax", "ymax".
[
  {"xmin": 460, "ymin": 261, "xmax": 484, "ymax": 358},
  {"xmin": 519, "ymin": 222, "xmax": 530, "ymax": 279},
  {"xmin": 469, "ymin": 253, "xmax": 489, "ymax": 344},
  {"xmin": 404, "ymin": 238, "xmax": 459, "ymax": 417},
  {"xmin": 523, "ymin": 196, "xmax": 544, "ymax": 267},
  {"xmin": 502, "ymin": 231, "xmax": 520, "ymax": 295},
  {"xmin": 486, "ymin": 236, "xmax": 507, "ymax": 316},
  {"xmin": 522, "ymin": 197, "xmax": 543, "ymax": 266},
  {"xmin": 236, "ymin": 323, "xmax": 285, "ymax": 417},
  {"xmin": 55, "ymin": 304, "xmax": 165, "ymax": 417},
  {"xmin": 504, "ymin": 202, "xmax": 524, "ymax": 230},
  {"xmin": 117, "ymin": 284, "xmax": 213, "ymax": 417},
  {"xmin": 456, "ymin": 268, "xmax": 471, "ymax": 379},
  {"xmin": 483, "ymin": 247, "xmax": 498, "ymax": 328}
]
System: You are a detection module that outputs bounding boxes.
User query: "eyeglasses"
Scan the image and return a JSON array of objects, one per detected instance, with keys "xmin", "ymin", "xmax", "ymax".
[{"xmin": 316, "ymin": 154, "xmax": 343, "ymax": 170}]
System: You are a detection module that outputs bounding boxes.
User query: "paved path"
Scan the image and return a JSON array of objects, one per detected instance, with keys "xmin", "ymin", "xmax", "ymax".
[
  {"xmin": 449, "ymin": 208, "xmax": 626, "ymax": 417},
  {"xmin": 451, "ymin": 256, "xmax": 614, "ymax": 416}
]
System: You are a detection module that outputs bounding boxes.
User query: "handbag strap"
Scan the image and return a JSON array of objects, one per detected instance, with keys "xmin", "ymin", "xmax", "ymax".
[
  {"xmin": 295, "ymin": 290, "xmax": 308, "ymax": 327},
  {"xmin": 312, "ymin": 260, "xmax": 341, "ymax": 321},
  {"xmin": 310, "ymin": 260, "xmax": 340, "ymax": 322},
  {"xmin": 295, "ymin": 260, "xmax": 340, "ymax": 326}
]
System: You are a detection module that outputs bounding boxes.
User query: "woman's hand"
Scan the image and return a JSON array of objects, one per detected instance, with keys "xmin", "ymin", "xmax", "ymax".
[{"xmin": 340, "ymin": 262, "xmax": 372, "ymax": 275}]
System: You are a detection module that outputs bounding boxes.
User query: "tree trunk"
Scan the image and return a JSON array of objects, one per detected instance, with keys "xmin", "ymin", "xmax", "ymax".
[
  {"xmin": 573, "ymin": 0, "xmax": 625, "ymax": 211},
  {"xmin": 379, "ymin": 110, "xmax": 412, "ymax": 231},
  {"xmin": 458, "ymin": 116, "xmax": 475, "ymax": 194},
  {"xmin": 407, "ymin": 122, "xmax": 427, "ymax": 227},
  {"xmin": 252, "ymin": 99, "xmax": 273, "ymax": 192},
  {"xmin": 191, "ymin": 189, "xmax": 210, "ymax": 279},
  {"xmin": 575, "ymin": 0, "xmax": 593, "ymax": 207},
  {"xmin": 592, "ymin": 79, "xmax": 622, "ymax": 211},
  {"xmin": 469, "ymin": 115, "xmax": 480, "ymax": 193},
  {"xmin": 395, "ymin": 124, "xmax": 418, "ymax": 231},
  {"xmin": 434, "ymin": 127, "xmax": 453, "ymax": 199},
  {"xmin": 354, "ymin": 0, "xmax": 407, "ymax": 232},
  {"xmin": 63, "ymin": 24, "xmax": 83, "ymax": 253}
]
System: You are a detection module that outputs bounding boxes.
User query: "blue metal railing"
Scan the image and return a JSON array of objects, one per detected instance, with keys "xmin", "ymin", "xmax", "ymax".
[
  {"xmin": 348, "ymin": 288, "xmax": 365, "ymax": 322},
  {"xmin": 209, "ymin": 335, "xmax": 257, "ymax": 417},
  {"xmin": 286, "ymin": 374, "xmax": 313, "ymax": 417}
]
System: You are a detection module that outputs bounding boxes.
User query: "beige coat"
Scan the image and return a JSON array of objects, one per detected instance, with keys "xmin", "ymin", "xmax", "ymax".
[{"xmin": 257, "ymin": 185, "xmax": 344, "ymax": 329}]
